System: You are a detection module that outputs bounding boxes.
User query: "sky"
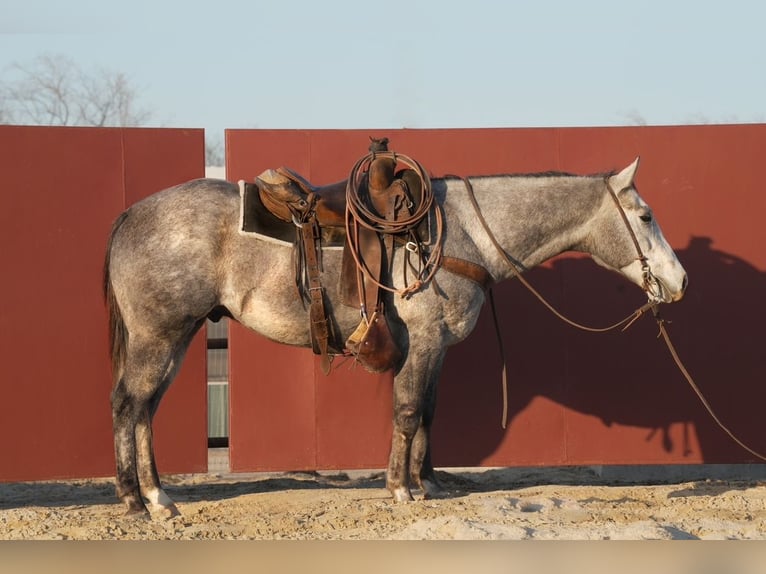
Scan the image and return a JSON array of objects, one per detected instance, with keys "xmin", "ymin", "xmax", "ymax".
[{"xmin": 1, "ymin": 0, "xmax": 765, "ymax": 144}]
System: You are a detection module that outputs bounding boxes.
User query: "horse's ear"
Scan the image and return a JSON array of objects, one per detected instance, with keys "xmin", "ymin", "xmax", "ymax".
[{"xmin": 609, "ymin": 157, "xmax": 640, "ymax": 191}]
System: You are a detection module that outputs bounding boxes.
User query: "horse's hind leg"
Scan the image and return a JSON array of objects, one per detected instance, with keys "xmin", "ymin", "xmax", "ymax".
[
  {"xmin": 135, "ymin": 406, "xmax": 178, "ymax": 517},
  {"xmin": 111, "ymin": 336, "xmax": 177, "ymax": 516},
  {"xmin": 111, "ymin": 380, "xmax": 151, "ymax": 515},
  {"xmin": 134, "ymin": 328, "xmax": 202, "ymax": 517}
]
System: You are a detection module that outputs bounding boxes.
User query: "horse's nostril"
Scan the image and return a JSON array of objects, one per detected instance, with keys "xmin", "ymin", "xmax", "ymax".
[{"xmin": 682, "ymin": 274, "xmax": 689, "ymax": 292}]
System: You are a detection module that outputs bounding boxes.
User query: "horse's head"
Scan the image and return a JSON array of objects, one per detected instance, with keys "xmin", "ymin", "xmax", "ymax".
[{"xmin": 589, "ymin": 158, "xmax": 688, "ymax": 303}]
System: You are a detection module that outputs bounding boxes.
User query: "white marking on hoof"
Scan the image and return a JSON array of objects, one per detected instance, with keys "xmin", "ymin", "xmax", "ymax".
[
  {"xmin": 145, "ymin": 488, "xmax": 181, "ymax": 518},
  {"xmin": 157, "ymin": 503, "xmax": 181, "ymax": 519}
]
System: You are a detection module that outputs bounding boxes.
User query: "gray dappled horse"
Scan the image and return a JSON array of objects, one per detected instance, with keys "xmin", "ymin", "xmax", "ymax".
[{"xmin": 104, "ymin": 157, "xmax": 687, "ymax": 516}]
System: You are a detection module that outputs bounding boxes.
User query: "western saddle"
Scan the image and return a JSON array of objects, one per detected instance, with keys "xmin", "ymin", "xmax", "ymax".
[{"xmin": 241, "ymin": 138, "xmax": 489, "ymax": 374}]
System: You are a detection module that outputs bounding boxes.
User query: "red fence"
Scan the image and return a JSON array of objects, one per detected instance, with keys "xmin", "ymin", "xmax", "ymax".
[
  {"xmin": 0, "ymin": 126, "xmax": 207, "ymax": 481},
  {"xmin": 2, "ymin": 124, "xmax": 765, "ymax": 482},
  {"xmin": 226, "ymin": 126, "xmax": 766, "ymax": 471}
]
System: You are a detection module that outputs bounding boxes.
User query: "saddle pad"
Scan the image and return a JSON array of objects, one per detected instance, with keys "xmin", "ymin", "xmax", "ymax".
[{"xmin": 238, "ymin": 180, "xmax": 345, "ymax": 247}]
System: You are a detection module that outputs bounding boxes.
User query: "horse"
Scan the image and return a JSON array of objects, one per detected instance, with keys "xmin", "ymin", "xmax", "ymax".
[{"xmin": 103, "ymin": 156, "xmax": 687, "ymax": 516}]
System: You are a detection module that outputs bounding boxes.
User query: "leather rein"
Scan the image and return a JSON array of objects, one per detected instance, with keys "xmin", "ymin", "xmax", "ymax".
[{"xmin": 459, "ymin": 175, "xmax": 766, "ymax": 462}]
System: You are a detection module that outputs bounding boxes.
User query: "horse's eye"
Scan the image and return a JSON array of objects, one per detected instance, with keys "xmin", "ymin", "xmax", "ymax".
[{"xmin": 639, "ymin": 213, "xmax": 653, "ymax": 223}]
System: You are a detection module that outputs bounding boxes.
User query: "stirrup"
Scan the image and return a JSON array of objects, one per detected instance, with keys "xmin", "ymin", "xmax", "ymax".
[{"xmin": 345, "ymin": 317, "xmax": 370, "ymax": 350}]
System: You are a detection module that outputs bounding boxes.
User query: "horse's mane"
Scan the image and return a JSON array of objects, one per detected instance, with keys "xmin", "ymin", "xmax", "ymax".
[{"xmin": 439, "ymin": 170, "xmax": 616, "ymax": 181}]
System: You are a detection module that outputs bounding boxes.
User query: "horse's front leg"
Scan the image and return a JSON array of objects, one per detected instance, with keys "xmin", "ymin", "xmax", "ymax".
[
  {"xmin": 408, "ymin": 374, "xmax": 446, "ymax": 499},
  {"xmin": 386, "ymin": 349, "xmax": 444, "ymax": 502}
]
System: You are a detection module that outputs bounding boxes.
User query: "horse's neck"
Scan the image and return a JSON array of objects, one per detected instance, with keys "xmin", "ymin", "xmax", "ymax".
[{"xmin": 444, "ymin": 175, "xmax": 603, "ymax": 280}]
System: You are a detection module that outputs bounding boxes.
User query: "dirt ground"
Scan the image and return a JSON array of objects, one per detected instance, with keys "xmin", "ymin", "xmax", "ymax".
[{"xmin": 2, "ymin": 458, "xmax": 766, "ymax": 540}]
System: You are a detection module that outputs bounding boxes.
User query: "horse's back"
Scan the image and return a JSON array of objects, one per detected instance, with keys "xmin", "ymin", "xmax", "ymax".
[{"xmin": 124, "ymin": 177, "xmax": 238, "ymax": 221}]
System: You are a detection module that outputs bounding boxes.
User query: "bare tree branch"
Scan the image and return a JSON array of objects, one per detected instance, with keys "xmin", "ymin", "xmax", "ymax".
[
  {"xmin": 77, "ymin": 68, "xmax": 151, "ymax": 127},
  {"xmin": 0, "ymin": 53, "xmax": 152, "ymax": 127}
]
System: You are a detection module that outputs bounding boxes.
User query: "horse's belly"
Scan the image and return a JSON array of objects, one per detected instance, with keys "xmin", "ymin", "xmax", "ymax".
[
  {"xmin": 222, "ymin": 241, "xmax": 358, "ymax": 347},
  {"xmin": 237, "ymin": 294, "xmax": 313, "ymax": 346}
]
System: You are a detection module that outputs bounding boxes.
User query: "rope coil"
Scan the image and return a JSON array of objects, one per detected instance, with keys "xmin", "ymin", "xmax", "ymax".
[{"xmin": 345, "ymin": 151, "xmax": 444, "ymax": 297}]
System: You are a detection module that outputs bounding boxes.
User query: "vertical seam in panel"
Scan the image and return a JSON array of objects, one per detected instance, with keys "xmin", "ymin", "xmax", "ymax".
[
  {"xmin": 308, "ymin": 129, "xmax": 318, "ymax": 469},
  {"xmin": 224, "ymin": 129, "xmax": 231, "ymax": 182},
  {"xmin": 307, "ymin": 129, "xmax": 313, "ymax": 183},
  {"xmin": 120, "ymin": 129, "xmax": 127, "ymax": 208},
  {"xmin": 313, "ymin": 356, "xmax": 319, "ymax": 470},
  {"xmin": 555, "ymin": 126, "xmax": 568, "ymax": 464},
  {"xmin": 227, "ymin": 326, "xmax": 236, "ymax": 472}
]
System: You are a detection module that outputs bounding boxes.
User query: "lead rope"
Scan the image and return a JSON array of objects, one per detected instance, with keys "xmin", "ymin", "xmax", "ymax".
[
  {"xmin": 652, "ymin": 305, "xmax": 766, "ymax": 462},
  {"xmin": 487, "ymin": 289, "xmax": 509, "ymax": 430}
]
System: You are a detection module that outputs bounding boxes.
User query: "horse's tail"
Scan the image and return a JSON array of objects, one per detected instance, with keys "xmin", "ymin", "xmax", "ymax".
[{"xmin": 103, "ymin": 211, "xmax": 130, "ymax": 385}]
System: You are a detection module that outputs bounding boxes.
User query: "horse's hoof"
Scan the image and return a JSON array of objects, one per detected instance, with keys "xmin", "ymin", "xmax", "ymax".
[
  {"xmin": 123, "ymin": 506, "xmax": 150, "ymax": 518},
  {"xmin": 145, "ymin": 488, "xmax": 181, "ymax": 518},
  {"xmin": 390, "ymin": 487, "xmax": 414, "ymax": 503},
  {"xmin": 151, "ymin": 503, "xmax": 181, "ymax": 519}
]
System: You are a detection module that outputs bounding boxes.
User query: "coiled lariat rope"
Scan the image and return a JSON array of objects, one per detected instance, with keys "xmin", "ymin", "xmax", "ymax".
[{"xmin": 345, "ymin": 151, "xmax": 444, "ymax": 297}]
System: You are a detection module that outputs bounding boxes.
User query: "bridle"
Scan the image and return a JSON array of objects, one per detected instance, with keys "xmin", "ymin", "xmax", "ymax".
[
  {"xmin": 460, "ymin": 174, "xmax": 766, "ymax": 462},
  {"xmin": 603, "ymin": 176, "xmax": 664, "ymax": 304}
]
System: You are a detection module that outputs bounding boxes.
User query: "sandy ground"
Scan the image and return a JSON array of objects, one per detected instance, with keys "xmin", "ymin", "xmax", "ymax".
[{"xmin": 2, "ymin": 453, "xmax": 766, "ymax": 540}]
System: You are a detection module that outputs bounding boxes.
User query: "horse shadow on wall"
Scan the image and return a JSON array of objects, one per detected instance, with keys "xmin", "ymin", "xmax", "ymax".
[{"xmin": 432, "ymin": 236, "xmax": 766, "ymax": 466}]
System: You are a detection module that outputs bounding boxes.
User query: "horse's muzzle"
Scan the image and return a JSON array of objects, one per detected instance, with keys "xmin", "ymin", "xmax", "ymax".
[{"xmin": 652, "ymin": 272, "xmax": 688, "ymax": 303}]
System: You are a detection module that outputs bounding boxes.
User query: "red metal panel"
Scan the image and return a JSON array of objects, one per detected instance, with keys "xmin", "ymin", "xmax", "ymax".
[
  {"xmin": 122, "ymin": 128, "xmax": 205, "ymax": 205},
  {"xmin": 314, "ymin": 365, "xmax": 393, "ymax": 470},
  {"xmin": 0, "ymin": 126, "xmax": 123, "ymax": 481},
  {"xmin": 228, "ymin": 324, "xmax": 317, "ymax": 472},
  {"xmin": 0, "ymin": 126, "xmax": 206, "ymax": 481},
  {"xmin": 226, "ymin": 126, "xmax": 766, "ymax": 471},
  {"xmin": 226, "ymin": 130, "xmax": 312, "ymax": 182}
]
